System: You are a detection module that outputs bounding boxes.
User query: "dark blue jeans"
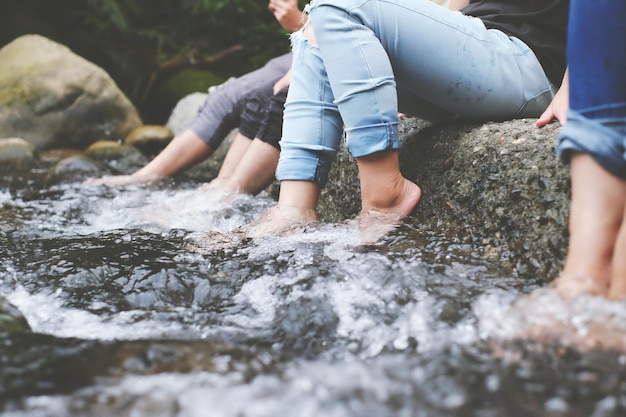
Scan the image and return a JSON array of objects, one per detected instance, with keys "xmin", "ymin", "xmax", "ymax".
[{"xmin": 557, "ymin": 0, "xmax": 626, "ymax": 178}]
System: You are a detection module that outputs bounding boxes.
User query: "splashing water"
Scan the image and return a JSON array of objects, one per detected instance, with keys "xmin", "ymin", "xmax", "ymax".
[{"xmin": 2, "ymin": 167, "xmax": 626, "ymax": 416}]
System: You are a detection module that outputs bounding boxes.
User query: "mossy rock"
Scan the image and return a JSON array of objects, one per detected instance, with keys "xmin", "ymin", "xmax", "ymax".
[
  {"xmin": 0, "ymin": 296, "xmax": 31, "ymax": 334},
  {"xmin": 160, "ymin": 69, "xmax": 225, "ymax": 98},
  {"xmin": 125, "ymin": 125, "xmax": 174, "ymax": 155}
]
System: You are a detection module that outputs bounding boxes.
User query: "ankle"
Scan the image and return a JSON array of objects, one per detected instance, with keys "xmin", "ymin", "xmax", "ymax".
[
  {"xmin": 278, "ymin": 180, "xmax": 319, "ymax": 212},
  {"xmin": 361, "ymin": 172, "xmax": 402, "ymax": 210}
]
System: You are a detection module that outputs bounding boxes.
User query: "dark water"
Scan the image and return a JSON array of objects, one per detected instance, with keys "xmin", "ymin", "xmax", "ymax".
[{"xmin": 2, "ymin": 161, "xmax": 626, "ymax": 417}]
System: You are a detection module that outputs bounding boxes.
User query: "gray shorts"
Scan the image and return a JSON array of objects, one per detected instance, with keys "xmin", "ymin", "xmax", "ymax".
[{"xmin": 188, "ymin": 53, "xmax": 292, "ymax": 150}]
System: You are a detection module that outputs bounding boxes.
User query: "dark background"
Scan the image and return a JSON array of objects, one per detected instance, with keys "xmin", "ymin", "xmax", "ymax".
[{"xmin": 0, "ymin": 0, "xmax": 303, "ymax": 123}]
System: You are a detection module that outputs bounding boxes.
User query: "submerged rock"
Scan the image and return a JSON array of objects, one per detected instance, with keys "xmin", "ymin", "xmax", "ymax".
[
  {"xmin": 0, "ymin": 334, "xmax": 265, "ymax": 400},
  {"xmin": 46, "ymin": 154, "xmax": 105, "ymax": 184},
  {"xmin": 84, "ymin": 140, "xmax": 148, "ymax": 174},
  {"xmin": 0, "ymin": 296, "xmax": 30, "ymax": 334},
  {"xmin": 0, "ymin": 34, "xmax": 142, "ymax": 150},
  {"xmin": 38, "ymin": 148, "xmax": 84, "ymax": 164}
]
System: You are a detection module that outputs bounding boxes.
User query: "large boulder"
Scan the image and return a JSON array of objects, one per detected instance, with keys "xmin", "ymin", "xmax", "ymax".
[
  {"xmin": 0, "ymin": 34, "xmax": 142, "ymax": 150},
  {"xmin": 319, "ymin": 118, "xmax": 569, "ymax": 279}
]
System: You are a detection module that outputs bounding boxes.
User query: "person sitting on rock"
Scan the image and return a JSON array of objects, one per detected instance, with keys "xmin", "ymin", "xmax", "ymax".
[
  {"xmin": 234, "ymin": 0, "xmax": 569, "ymax": 243},
  {"xmin": 536, "ymin": 0, "xmax": 626, "ymax": 300},
  {"xmin": 85, "ymin": 0, "xmax": 301, "ymax": 196}
]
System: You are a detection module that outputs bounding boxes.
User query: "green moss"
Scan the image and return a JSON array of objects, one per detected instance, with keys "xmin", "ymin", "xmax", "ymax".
[{"xmin": 160, "ymin": 69, "xmax": 225, "ymax": 98}]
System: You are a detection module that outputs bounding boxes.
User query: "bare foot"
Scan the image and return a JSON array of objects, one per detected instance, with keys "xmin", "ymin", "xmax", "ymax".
[
  {"xmin": 357, "ymin": 210, "xmax": 403, "ymax": 246},
  {"xmin": 197, "ymin": 177, "xmax": 229, "ymax": 191},
  {"xmin": 185, "ymin": 230, "xmax": 245, "ymax": 254},
  {"xmin": 608, "ymin": 278, "xmax": 626, "ymax": 301},
  {"xmin": 185, "ymin": 205, "xmax": 318, "ymax": 254},
  {"xmin": 83, "ymin": 174, "xmax": 163, "ymax": 187},
  {"xmin": 510, "ymin": 287, "xmax": 626, "ymax": 352},
  {"xmin": 551, "ymin": 273, "xmax": 608, "ymax": 300},
  {"xmin": 358, "ymin": 179, "xmax": 421, "ymax": 245},
  {"xmin": 236, "ymin": 205, "xmax": 319, "ymax": 238}
]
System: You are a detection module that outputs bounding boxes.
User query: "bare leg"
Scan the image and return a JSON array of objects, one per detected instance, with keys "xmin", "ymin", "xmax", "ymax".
[
  {"xmin": 84, "ymin": 129, "xmax": 213, "ymax": 186},
  {"xmin": 609, "ymin": 203, "xmax": 626, "ymax": 299},
  {"xmin": 555, "ymin": 153, "xmax": 626, "ymax": 298},
  {"xmin": 356, "ymin": 150, "xmax": 422, "ymax": 243},
  {"xmin": 137, "ymin": 129, "xmax": 212, "ymax": 176},
  {"xmin": 238, "ymin": 180, "xmax": 319, "ymax": 238},
  {"xmin": 222, "ymin": 139, "xmax": 280, "ymax": 195},
  {"xmin": 200, "ymin": 132, "xmax": 254, "ymax": 189}
]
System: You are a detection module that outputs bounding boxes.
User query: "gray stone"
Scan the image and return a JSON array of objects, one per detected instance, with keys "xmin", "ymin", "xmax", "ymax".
[
  {"xmin": 166, "ymin": 92, "xmax": 207, "ymax": 135},
  {"xmin": 0, "ymin": 137, "xmax": 36, "ymax": 162},
  {"xmin": 0, "ymin": 296, "xmax": 30, "ymax": 334},
  {"xmin": 0, "ymin": 34, "xmax": 142, "ymax": 150},
  {"xmin": 46, "ymin": 154, "xmax": 105, "ymax": 184},
  {"xmin": 84, "ymin": 140, "xmax": 148, "ymax": 174}
]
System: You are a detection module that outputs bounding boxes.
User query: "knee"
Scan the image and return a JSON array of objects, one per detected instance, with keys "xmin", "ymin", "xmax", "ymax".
[{"xmin": 302, "ymin": 23, "xmax": 318, "ymax": 46}]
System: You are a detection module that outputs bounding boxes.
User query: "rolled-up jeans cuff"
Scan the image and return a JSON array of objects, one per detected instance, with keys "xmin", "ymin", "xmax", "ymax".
[
  {"xmin": 345, "ymin": 121, "xmax": 400, "ymax": 157},
  {"xmin": 557, "ymin": 110, "xmax": 626, "ymax": 179},
  {"xmin": 276, "ymin": 146, "xmax": 335, "ymax": 186}
]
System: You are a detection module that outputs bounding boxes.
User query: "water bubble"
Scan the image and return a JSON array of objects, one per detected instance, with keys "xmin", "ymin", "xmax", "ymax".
[
  {"xmin": 591, "ymin": 396, "xmax": 618, "ymax": 417},
  {"xmin": 485, "ymin": 374, "xmax": 500, "ymax": 392},
  {"xmin": 544, "ymin": 397, "xmax": 569, "ymax": 412}
]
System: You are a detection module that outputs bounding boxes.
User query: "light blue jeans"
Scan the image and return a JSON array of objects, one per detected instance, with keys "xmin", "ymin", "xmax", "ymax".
[{"xmin": 277, "ymin": 0, "xmax": 554, "ymax": 186}]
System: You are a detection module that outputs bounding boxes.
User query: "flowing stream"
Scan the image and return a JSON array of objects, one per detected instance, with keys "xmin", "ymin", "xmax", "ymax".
[{"xmin": 1, "ymin": 159, "xmax": 626, "ymax": 417}]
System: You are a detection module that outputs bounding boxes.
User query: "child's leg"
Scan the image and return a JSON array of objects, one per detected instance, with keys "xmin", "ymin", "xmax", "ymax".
[
  {"xmin": 609, "ymin": 203, "xmax": 626, "ymax": 300},
  {"xmin": 202, "ymin": 132, "xmax": 253, "ymax": 189},
  {"xmin": 223, "ymin": 139, "xmax": 279, "ymax": 195},
  {"xmin": 556, "ymin": 153, "xmax": 626, "ymax": 298}
]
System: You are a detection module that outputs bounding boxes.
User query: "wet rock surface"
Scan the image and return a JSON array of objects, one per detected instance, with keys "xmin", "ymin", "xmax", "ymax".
[
  {"xmin": 0, "ymin": 333, "xmax": 267, "ymax": 401},
  {"xmin": 0, "ymin": 296, "xmax": 30, "ymax": 334},
  {"xmin": 45, "ymin": 155, "xmax": 108, "ymax": 185}
]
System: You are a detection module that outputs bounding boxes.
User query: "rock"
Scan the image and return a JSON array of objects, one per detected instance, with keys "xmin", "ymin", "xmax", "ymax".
[
  {"xmin": 0, "ymin": 296, "xmax": 31, "ymax": 334},
  {"xmin": 125, "ymin": 125, "xmax": 175, "ymax": 155},
  {"xmin": 154, "ymin": 69, "xmax": 225, "ymax": 122},
  {"xmin": 0, "ymin": 34, "xmax": 142, "ymax": 150},
  {"xmin": 85, "ymin": 140, "xmax": 133, "ymax": 160},
  {"xmin": 38, "ymin": 148, "xmax": 84, "ymax": 164},
  {"xmin": 319, "ymin": 118, "xmax": 569, "ymax": 280},
  {"xmin": 84, "ymin": 140, "xmax": 148, "ymax": 174},
  {"xmin": 166, "ymin": 92, "xmax": 207, "ymax": 135},
  {"xmin": 0, "ymin": 137, "xmax": 36, "ymax": 162},
  {"xmin": 46, "ymin": 154, "xmax": 105, "ymax": 184}
]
